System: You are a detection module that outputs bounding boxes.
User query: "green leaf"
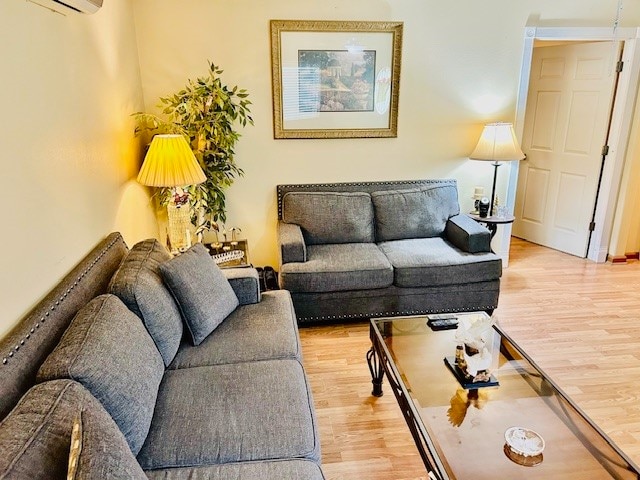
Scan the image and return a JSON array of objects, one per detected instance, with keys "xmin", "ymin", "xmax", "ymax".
[{"xmin": 131, "ymin": 59, "xmax": 253, "ymax": 228}]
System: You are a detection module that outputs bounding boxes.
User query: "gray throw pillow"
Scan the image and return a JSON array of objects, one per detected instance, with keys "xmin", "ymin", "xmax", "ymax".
[
  {"xmin": 282, "ymin": 191, "xmax": 375, "ymax": 245},
  {"xmin": 159, "ymin": 243, "xmax": 239, "ymax": 346},
  {"xmin": 36, "ymin": 294, "xmax": 165, "ymax": 455},
  {"xmin": 70, "ymin": 404, "xmax": 147, "ymax": 479},
  {"xmin": 371, "ymin": 185, "xmax": 460, "ymax": 241},
  {"xmin": 0, "ymin": 379, "xmax": 135, "ymax": 480},
  {"xmin": 108, "ymin": 238, "xmax": 183, "ymax": 366}
]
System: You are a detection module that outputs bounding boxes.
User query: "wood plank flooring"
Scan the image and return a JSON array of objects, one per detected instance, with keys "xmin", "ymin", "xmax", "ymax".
[{"xmin": 299, "ymin": 238, "xmax": 640, "ymax": 479}]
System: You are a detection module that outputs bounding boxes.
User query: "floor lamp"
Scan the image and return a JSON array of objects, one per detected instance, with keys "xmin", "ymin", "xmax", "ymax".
[
  {"xmin": 469, "ymin": 123, "xmax": 525, "ymax": 217},
  {"xmin": 137, "ymin": 134, "xmax": 206, "ymax": 254}
]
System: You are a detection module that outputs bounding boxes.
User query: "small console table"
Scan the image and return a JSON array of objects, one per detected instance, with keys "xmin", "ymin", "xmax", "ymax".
[{"xmin": 206, "ymin": 239, "xmax": 250, "ymax": 268}]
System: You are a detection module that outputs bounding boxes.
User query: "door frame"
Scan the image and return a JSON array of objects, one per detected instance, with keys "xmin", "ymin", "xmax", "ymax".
[{"xmin": 503, "ymin": 26, "xmax": 640, "ymax": 263}]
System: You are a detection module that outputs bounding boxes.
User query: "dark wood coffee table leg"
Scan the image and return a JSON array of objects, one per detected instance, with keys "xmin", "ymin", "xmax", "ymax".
[{"xmin": 367, "ymin": 346, "xmax": 384, "ymax": 397}]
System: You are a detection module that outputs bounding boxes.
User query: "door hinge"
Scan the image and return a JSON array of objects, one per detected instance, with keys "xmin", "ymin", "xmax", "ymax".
[
  {"xmin": 602, "ymin": 145, "xmax": 610, "ymax": 156},
  {"xmin": 589, "ymin": 221, "xmax": 596, "ymax": 232},
  {"xmin": 617, "ymin": 60, "xmax": 624, "ymax": 73}
]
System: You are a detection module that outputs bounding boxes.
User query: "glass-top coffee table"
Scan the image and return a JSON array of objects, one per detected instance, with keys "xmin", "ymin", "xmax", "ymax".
[{"xmin": 367, "ymin": 313, "xmax": 640, "ymax": 479}]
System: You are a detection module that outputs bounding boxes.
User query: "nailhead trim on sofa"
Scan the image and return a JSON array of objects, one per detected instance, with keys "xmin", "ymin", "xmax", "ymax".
[{"xmin": 2, "ymin": 235, "xmax": 124, "ymax": 366}]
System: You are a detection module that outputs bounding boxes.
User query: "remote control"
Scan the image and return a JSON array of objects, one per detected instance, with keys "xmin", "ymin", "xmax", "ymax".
[{"xmin": 427, "ymin": 316, "xmax": 459, "ymax": 330}]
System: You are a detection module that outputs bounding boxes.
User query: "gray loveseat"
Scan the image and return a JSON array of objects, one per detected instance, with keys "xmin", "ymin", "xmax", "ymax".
[
  {"xmin": 277, "ymin": 179, "xmax": 502, "ymax": 324},
  {"xmin": 0, "ymin": 233, "xmax": 323, "ymax": 479}
]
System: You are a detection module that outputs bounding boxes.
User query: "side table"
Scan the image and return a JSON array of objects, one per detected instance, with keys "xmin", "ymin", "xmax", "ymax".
[
  {"xmin": 206, "ymin": 239, "xmax": 250, "ymax": 268},
  {"xmin": 467, "ymin": 213, "xmax": 515, "ymax": 240}
]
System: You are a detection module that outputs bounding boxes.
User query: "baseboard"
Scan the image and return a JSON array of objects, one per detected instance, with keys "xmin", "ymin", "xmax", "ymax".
[
  {"xmin": 608, "ymin": 252, "xmax": 639, "ymax": 264},
  {"xmin": 610, "ymin": 255, "xmax": 628, "ymax": 264}
]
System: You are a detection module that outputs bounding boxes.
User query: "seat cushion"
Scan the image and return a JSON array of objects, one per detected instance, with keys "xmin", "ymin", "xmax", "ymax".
[
  {"xmin": 371, "ymin": 184, "xmax": 460, "ymax": 241},
  {"xmin": 145, "ymin": 459, "xmax": 325, "ymax": 480},
  {"xmin": 159, "ymin": 243, "xmax": 239, "ymax": 346},
  {"xmin": 0, "ymin": 379, "xmax": 140, "ymax": 480},
  {"xmin": 169, "ymin": 290, "xmax": 301, "ymax": 369},
  {"xmin": 36, "ymin": 294, "xmax": 165, "ymax": 455},
  {"xmin": 379, "ymin": 237, "xmax": 502, "ymax": 287},
  {"xmin": 108, "ymin": 238, "xmax": 183, "ymax": 366},
  {"xmin": 280, "ymin": 243, "xmax": 393, "ymax": 293},
  {"xmin": 137, "ymin": 359, "xmax": 320, "ymax": 469},
  {"xmin": 282, "ymin": 191, "xmax": 375, "ymax": 245}
]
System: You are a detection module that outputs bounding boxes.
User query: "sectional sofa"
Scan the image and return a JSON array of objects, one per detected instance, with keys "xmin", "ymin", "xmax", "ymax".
[
  {"xmin": 277, "ymin": 179, "xmax": 502, "ymax": 324},
  {"xmin": 0, "ymin": 233, "xmax": 323, "ymax": 479}
]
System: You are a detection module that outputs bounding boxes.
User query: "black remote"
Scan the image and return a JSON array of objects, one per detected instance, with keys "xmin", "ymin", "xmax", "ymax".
[{"xmin": 427, "ymin": 316, "xmax": 459, "ymax": 330}]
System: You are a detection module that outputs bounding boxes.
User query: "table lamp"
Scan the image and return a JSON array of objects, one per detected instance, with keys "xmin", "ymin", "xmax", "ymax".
[
  {"xmin": 469, "ymin": 122, "xmax": 525, "ymax": 217},
  {"xmin": 137, "ymin": 134, "xmax": 206, "ymax": 253}
]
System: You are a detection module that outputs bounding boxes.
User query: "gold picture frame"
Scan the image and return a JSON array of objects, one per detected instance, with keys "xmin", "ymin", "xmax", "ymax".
[{"xmin": 270, "ymin": 20, "xmax": 403, "ymax": 139}]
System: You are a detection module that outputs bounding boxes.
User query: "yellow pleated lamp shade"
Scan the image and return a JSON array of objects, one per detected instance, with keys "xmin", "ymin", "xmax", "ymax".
[
  {"xmin": 137, "ymin": 134, "xmax": 206, "ymax": 187},
  {"xmin": 469, "ymin": 122, "xmax": 525, "ymax": 162}
]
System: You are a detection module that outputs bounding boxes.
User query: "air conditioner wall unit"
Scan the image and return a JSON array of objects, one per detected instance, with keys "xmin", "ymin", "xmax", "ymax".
[{"xmin": 33, "ymin": 0, "xmax": 103, "ymax": 14}]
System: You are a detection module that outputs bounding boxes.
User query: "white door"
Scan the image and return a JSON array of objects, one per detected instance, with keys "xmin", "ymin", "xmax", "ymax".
[{"xmin": 512, "ymin": 41, "xmax": 621, "ymax": 257}]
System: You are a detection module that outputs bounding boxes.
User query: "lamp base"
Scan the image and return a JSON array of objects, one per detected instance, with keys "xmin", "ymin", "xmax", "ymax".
[
  {"xmin": 167, "ymin": 203, "xmax": 192, "ymax": 254},
  {"xmin": 489, "ymin": 162, "xmax": 501, "ymax": 217}
]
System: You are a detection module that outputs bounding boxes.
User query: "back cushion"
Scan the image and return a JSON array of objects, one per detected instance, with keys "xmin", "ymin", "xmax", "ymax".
[
  {"xmin": 109, "ymin": 238, "xmax": 183, "ymax": 366},
  {"xmin": 36, "ymin": 294, "xmax": 164, "ymax": 455},
  {"xmin": 371, "ymin": 185, "xmax": 460, "ymax": 241},
  {"xmin": 282, "ymin": 192, "xmax": 374, "ymax": 245},
  {"xmin": 0, "ymin": 379, "xmax": 136, "ymax": 480}
]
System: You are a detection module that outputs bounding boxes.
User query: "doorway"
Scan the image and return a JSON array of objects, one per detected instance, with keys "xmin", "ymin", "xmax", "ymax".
[
  {"xmin": 502, "ymin": 26, "xmax": 640, "ymax": 264},
  {"xmin": 512, "ymin": 40, "xmax": 622, "ymax": 257}
]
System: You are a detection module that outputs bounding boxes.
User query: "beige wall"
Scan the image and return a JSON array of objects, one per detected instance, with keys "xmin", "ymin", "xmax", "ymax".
[
  {"xmin": 610, "ymin": 94, "xmax": 640, "ymax": 257},
  {"xmin": 3, "ymin": 0, "xmax": 640, "ymax": 338},
  {"xmin": 132, "ymin": 0, "xmax": 640, "ymax": 267},
  {"xmin": 0, "ymin": 0, "xmax": 157, "ymax": 338}
]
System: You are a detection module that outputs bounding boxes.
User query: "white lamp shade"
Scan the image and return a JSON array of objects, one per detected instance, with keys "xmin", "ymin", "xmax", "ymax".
[
  {"xmin": 469, "ymin": 122, "xmax": 525, "ymax": 162},
  {"xmin": 137, "ymin": 134, "xmax": 206, "ymax": 187}
]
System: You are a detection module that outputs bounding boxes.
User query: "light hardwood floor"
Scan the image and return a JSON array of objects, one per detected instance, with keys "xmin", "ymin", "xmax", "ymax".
[{"xmin": 299, "ymin": 238, "xmax": 640, "ymax": 480}]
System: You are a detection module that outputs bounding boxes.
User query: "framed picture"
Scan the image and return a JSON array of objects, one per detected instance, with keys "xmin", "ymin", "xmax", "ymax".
[{"xmin": 270, "ymin": 20, "xmax": 403, "ymax": 139}]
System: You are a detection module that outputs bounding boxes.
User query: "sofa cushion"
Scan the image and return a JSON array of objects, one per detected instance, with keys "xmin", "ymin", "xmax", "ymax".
[
  {"xmin": 108, "ymin": 238, "xmax": 183, "ymax": 366},
  {"xmin": 282, "ymin": 191, "xmax": 375, "ymax": 245},
  {"xmin": 145, "ymin": 459, "xmax": 325, "ymax": 480},
  {"xmin": 0, "ymin": 379, "xmax": 133, "ymax": 480},
  {"xmin": 169, "ymin": 290, "xmax": 301, "ymax": 369},
  {"xmin": 371, "ymin": 184, "xmax": 460, "ymax": 241},
  {"xmin": 137, "ymin": 359, "xmax": 320, "ymax": 469},
  {"xmin": 378, "ymin": 238, "xmax": 502, "ymax": 287},
  {"xmin": 280, "ymin": 243, "xmax": 393, "ymax": 293},
  {"xmin": 36, "ymin": 294, "xmax": 164, "ymax": 455},
  {"xmin": 70, "ymin": 400, "xmax": 147, "ymax": 479},
  {"xmin": 159, "ymin": 243, "xmax": 239, "ymax": 346}
]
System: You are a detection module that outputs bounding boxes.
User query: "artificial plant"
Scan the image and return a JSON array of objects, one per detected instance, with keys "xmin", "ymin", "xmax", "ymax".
[{"xmin": 134, "ymin": 62, "xmax": 253, "ymax": 234}]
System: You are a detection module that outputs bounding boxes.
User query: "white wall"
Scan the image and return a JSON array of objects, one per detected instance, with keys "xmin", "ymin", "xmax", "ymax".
[
  {"xmin": 0, "ymin": 0, "xmax": 157, "ymax": 338},
  {"xmin": 132, "ymin": 0, "xmax": 640, "ymax": 267},
  {"xmin": 610, "ymin": 90, "xmax": 640, "ymax": 257}
]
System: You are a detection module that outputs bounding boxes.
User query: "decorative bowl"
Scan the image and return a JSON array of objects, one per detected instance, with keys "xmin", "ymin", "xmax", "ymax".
[{"xmin": 504, "ymin": 426, "xmax": 545, "ymax": 457}]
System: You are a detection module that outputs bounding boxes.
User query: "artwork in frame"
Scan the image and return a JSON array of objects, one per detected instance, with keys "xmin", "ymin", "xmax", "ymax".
[{"xmin": 270, "ymin": 20, "xmax": 403, "ymax": 139}]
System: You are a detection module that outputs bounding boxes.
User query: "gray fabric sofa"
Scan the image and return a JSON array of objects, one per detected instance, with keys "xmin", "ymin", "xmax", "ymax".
[
  {"xmin": 277, "ymin": 179, "xmax": 502, "ymax": 324},
  {"xmin": 0, "ymin": 233, "xmax": 323, "ymax": 480}
]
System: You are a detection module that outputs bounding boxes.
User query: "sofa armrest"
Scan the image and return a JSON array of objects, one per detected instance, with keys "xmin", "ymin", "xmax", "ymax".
[
  {"xmin": 278, "ymin": 221, "xmax": 307, "ymax": 263},
  {"xmin": 445, "ymin": 214, "xmax": 491, "ymax": 253},
  {"xmin": 222, "ymin": 268, "xmax": 261, "ymax": 305}
]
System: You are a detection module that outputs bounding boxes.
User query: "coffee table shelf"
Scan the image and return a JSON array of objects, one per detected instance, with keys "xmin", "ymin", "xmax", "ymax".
[{"xmin": 367, "ymin": 314, "xmax": 640, "ymax": 480}]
